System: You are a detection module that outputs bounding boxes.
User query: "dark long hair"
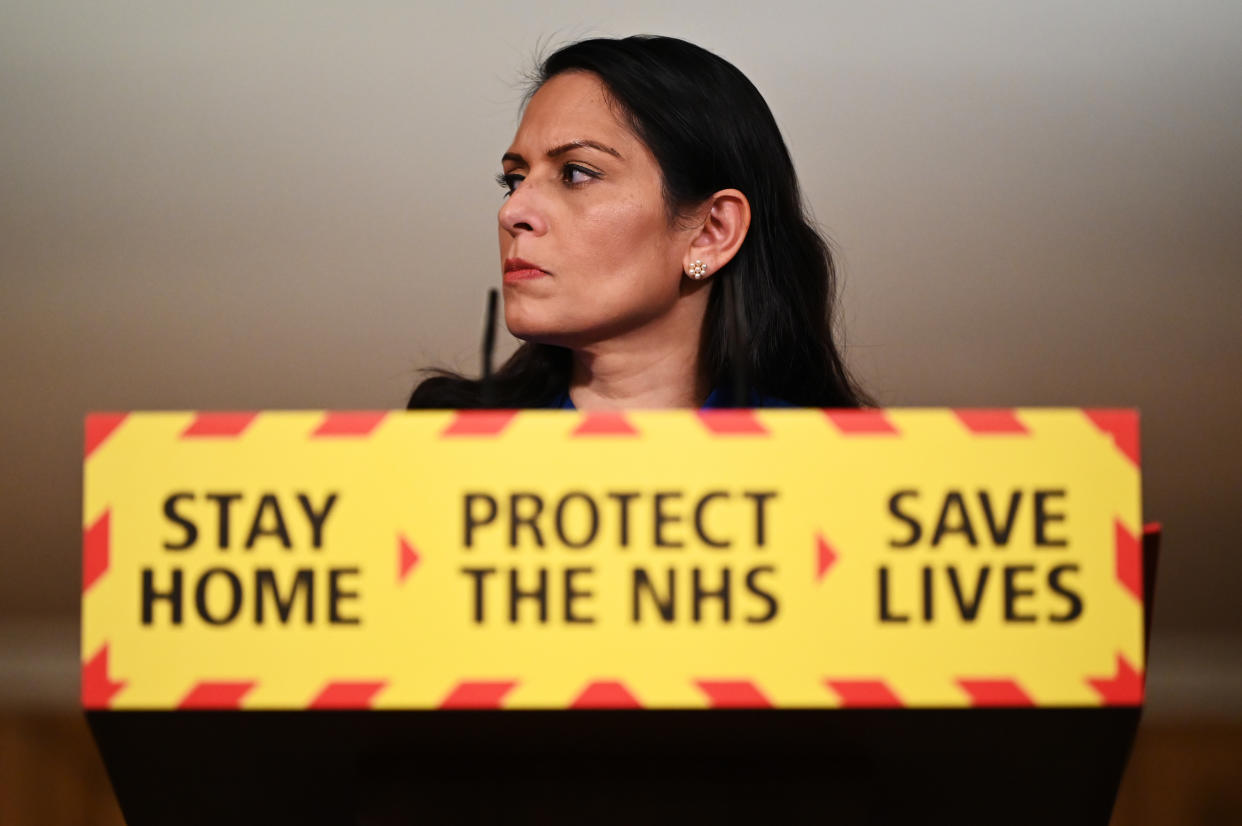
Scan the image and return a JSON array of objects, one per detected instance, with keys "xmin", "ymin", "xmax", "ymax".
[{"xmin": 408, "ymin": 35, "xmax": 870, "ymax": 409}]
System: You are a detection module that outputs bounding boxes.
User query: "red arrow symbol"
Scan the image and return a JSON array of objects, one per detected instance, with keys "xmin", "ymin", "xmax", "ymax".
[
  {"xmin": 816, "ymin": 532, "xmax": 838, "ymax": 581},
  {"xmin": 398, "ymin": 535, "xmax": 420, "ymax": 583}
]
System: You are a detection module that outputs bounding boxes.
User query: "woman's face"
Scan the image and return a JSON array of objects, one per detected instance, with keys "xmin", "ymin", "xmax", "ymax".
[{"xmin": 497, "ymin": 71, "xmax": 696, "ymax": 347}]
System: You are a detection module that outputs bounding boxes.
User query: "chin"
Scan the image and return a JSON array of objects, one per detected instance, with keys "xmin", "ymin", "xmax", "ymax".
[
  {"xmin": 503, "ymin": 303, "xmax": 566, "ymax": 345},
  {"xmin": 503, "ymin": 292, "xmax": 641, "ymax": 348}
]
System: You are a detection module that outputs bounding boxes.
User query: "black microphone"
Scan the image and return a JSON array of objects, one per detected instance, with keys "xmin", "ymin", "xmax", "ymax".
[{"xmin": 480, "ymin": 288, "xmax": 499, "ymax": 408}]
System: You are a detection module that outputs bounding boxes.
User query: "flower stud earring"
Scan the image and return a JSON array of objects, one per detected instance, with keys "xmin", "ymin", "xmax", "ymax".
[{"xmin": 688, "ymin": 260, "xmax": 708, "ymax": 279}]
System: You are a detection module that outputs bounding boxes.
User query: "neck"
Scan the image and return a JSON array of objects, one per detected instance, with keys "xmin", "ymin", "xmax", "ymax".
[{"xmin": 567, "ymin": 299, "xmax": 709, "ymax": 410}]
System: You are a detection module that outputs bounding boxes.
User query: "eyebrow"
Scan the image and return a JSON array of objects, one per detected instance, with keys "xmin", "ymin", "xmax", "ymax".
[{"xmin": 502, "ymin": 139, "xmax": 623, "ymax": 166}]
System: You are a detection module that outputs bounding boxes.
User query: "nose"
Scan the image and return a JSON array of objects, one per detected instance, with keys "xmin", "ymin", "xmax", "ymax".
[{"xmin": 498, "ymin": 178, "xmax": 549, "ymax": 238}]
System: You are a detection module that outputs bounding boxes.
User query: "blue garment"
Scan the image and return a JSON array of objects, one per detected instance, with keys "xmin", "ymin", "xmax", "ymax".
[{"xmin": 551, "ymin": 386, "xmax": 793, "ymax": 409}]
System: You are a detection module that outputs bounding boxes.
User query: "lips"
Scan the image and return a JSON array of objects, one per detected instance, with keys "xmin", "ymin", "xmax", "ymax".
[{"xmin": 503, "ymin": 257, "xmax": 549, "ymax": 283}]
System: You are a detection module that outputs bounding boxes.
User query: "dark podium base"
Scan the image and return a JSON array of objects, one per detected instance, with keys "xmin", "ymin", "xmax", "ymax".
[{"xmin": 88, "ymin": 706, "xmax": 1139, "ymax": 825}]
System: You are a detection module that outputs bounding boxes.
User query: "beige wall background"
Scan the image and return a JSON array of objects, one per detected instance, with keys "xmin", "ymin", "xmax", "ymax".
[{"xmin": 2, "ymin": 1, "xmax": 1240, "ymax": 711}]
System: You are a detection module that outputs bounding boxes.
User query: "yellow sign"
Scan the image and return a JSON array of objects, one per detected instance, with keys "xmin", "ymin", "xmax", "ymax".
[{"xmin": 82, "ymin": 409, "xmax": 1144, "ymax": 710}]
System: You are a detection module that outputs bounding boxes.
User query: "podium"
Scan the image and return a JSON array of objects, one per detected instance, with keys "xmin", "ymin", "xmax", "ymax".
[
  {"xmin": 83, "ymin": 409, "xmax": 1153, "ymax": 823},
  {"xmin": 88, "ymin": 707, "xmax": 1147, "ymax": 823}
]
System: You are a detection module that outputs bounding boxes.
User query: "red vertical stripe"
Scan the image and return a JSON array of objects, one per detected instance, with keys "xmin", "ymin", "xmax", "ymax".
[
  {"xmin": 694, "ymin": 680, "xmax": 772, "ymax": 708},
  {"xmin": 1085, "ymin": 409, "xmax": 1140, "ymax": 466},
  {"xmin": 570, "ymin": 680, "xmax": 642, "ymax": 709},
  {"xmin": 572, "ymin": 411, "xmax": 639, "ymax": 436},
  {"xmin": 697, "ymin": 410, "xmax": 768, "ymax": 435},
  {"xmin": 178, "ymin": 681, "xmax": 257, "ymax": 709},
  {"xmin": 439, "ymin": 680, "xmax": 517, "ymax": 709},
  {"xmin": 312, "ymin": 411, "xmax": 388, "ymax": 437},
  {"xmin": 1086, "ymin": 655, "xmax": 1144, "ymax": 705},
  {"xmin": 954, "ymin": 409, "xmax": 1028, "ymax": 434},
  {"xmin": 824, "ymin": 410, "xmax": 899, "ymax": 434},
  {"xmin": 825, "ymin": 679, "xmax": 903, "ymax": 708},
  {"xmin": 441, "ymin": 411, "xmax": 517, "ymax": 437},
  {"xmin": 1115, "ymin": 520, "xmax": 1143, "ymax": 600},
  {"xmin": 82, "ymin": 510, "xmax": 110, "ymax": 593},
  {"xmin": 308, "ymin": 681, "xmax": 387, "ymax": 709},
  {"xmin": 81, "ymin": 645, "xmax": 126, "ymax": 708},
  {"xmin": 84, "ymin": 413, "xmax": 128, "ymax": 459},
  {"xmin": 957, "ymin": 678, "xmax": 1034, "ymax": 707},
  {"xmin": 181, "ymin": 412, "xmax": 258, "ymax": 437}
]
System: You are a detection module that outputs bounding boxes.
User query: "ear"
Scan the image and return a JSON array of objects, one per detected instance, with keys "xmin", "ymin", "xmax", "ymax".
[{"xmin": 683, "ymin": 189, "xmax": 751, "ymax": 280}]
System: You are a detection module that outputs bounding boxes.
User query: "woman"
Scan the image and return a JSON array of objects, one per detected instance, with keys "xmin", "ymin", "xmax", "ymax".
[{"xmin": 408, "ymin": 35, "xmax": 869, "ymax": 410}]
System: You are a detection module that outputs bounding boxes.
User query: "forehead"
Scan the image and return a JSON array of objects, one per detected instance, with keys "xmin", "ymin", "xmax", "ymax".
[{"xmin": 511, "ymin": 71, "xmax": 636, "ymax": 152}]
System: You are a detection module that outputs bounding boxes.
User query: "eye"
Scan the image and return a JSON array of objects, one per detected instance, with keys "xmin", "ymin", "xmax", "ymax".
[
  {"xmin": 561, "ymin": 163, "xmax": 600, "ymax": 186},
  {"xmin": 495, "ymin": 171, "xmax": 524, "ymax": 197}
]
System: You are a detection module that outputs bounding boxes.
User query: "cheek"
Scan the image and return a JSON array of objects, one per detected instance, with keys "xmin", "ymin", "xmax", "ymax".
[
  {"xmin": 497, "ymin": 223, "xmax": 513, "ymax": 259},
  {"xmin": 575, "ymin": 197, "xmax": 680, "ymax": 298},
  {"xmin": 500, "ymin": 190, "xmax": 685, "ymax": 341}
]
